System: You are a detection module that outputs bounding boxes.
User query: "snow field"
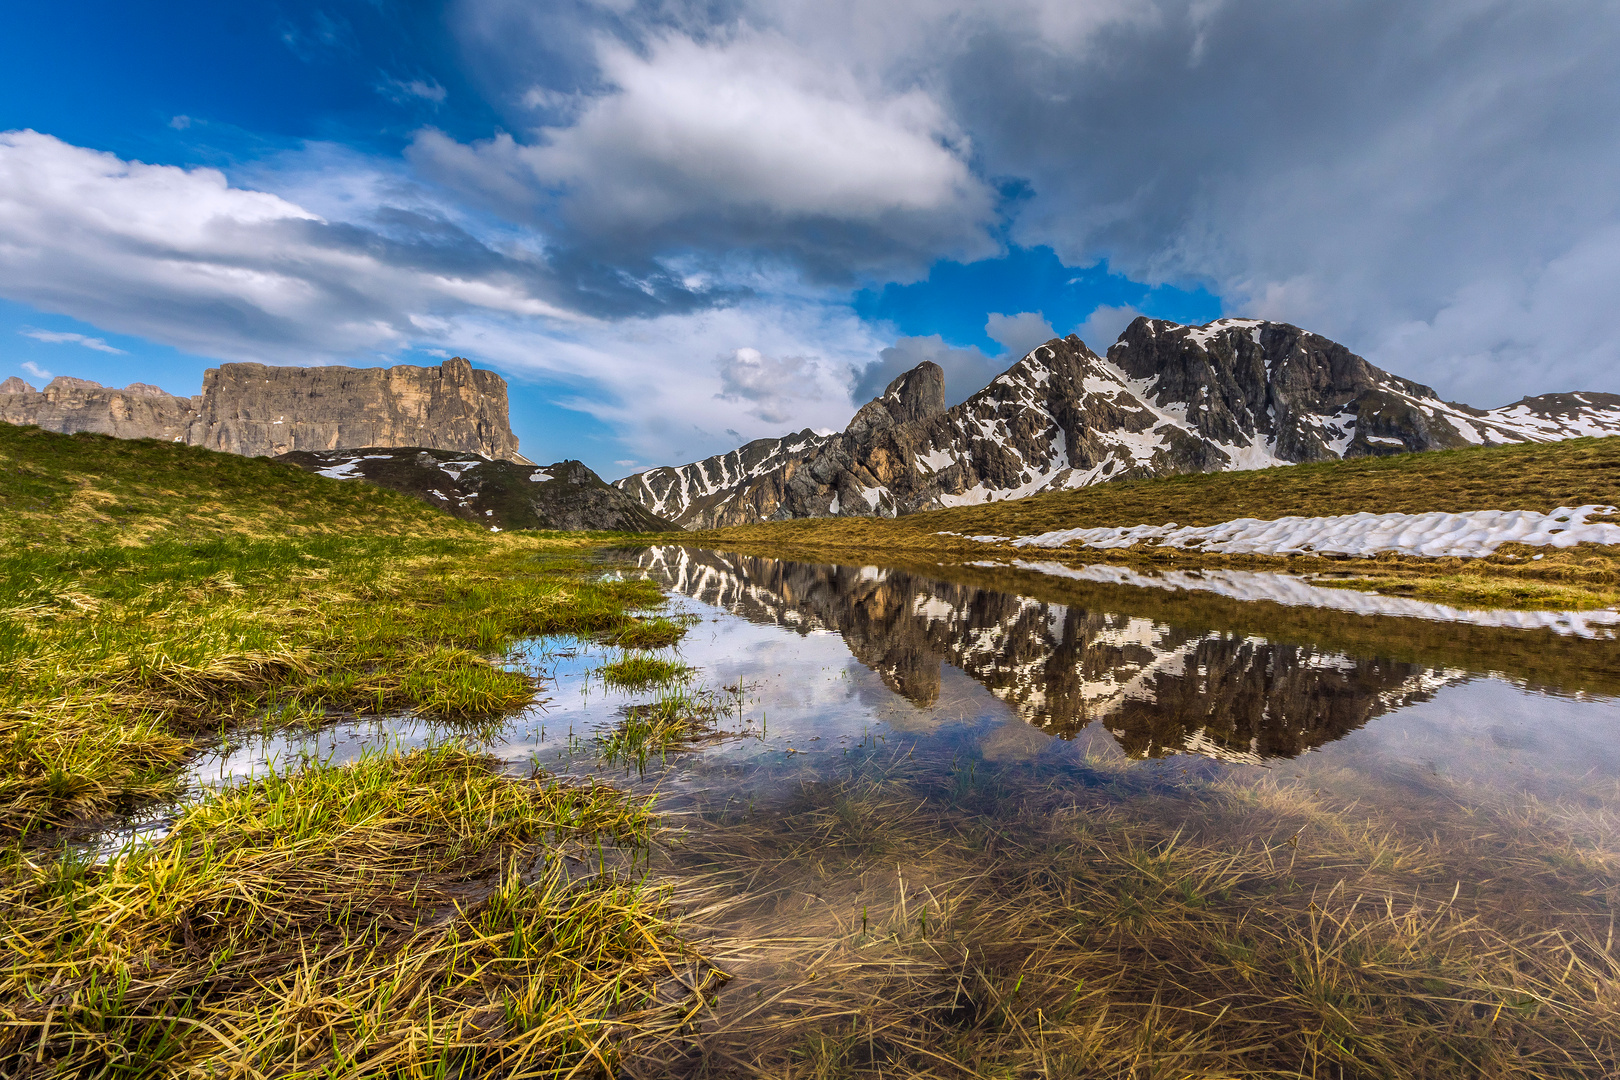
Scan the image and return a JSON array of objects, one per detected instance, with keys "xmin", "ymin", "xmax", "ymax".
[{"xmin": 999, "ymin": 505, "xmax": 1620, "ymax": 559}]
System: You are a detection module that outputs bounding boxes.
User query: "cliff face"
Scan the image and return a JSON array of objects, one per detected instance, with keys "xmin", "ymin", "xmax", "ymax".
[
  {"xmin": 616, "ymin": 318, "xmax": 1620, "ymax": 526},
  {"xmin": 0, "ymin": 376, "xmax": 199, "ymax": 442},
  {"xmin": 0, "ymin": 358, "xmax": 525, "ymax": 461}
]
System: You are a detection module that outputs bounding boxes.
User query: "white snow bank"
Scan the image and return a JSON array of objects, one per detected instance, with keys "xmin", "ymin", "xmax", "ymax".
[
  {"xmin": 314, "ymin": 454, "xmax": 395, "ymax": 480},
  {"xmin": 529, "ymin": 469, "xmax": 553, "ymax": 483},
  {"xmin": 984, "ymin": 559, "xmax": 1620, "ymax": 639},
  {"xmin": 1002, "ymin": 506, "xmax": 1620, "ymax": 559}
]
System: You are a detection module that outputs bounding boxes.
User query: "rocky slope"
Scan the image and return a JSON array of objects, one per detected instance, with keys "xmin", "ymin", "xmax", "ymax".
[
  {"xmin": 638, "ymin": 546, "xmax": 1452, "ymax": 760},
  {"xmin": 276, "ymin": 448, "xmax": 681, "ymax": 532},
  {"xmin": 0, "ymin": 357, "xmax": 525, "ymax": 461},
  {"xmin": 616, "ymin": 318, "xmax": 1620, "ymax": 527}
]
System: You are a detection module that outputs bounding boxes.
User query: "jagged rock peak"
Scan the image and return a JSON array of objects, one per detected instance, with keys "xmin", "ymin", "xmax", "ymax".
[
  {"xmin": 845, "ymin": 361, "xmax": 946, "ymax": 443},
  {"xmin": 0, "ymin": 377, "xmax": 36, "ymax": 394},
  {"xmin": 614, "ymin": 316, "xmax": 1620, "ymax": 527}
]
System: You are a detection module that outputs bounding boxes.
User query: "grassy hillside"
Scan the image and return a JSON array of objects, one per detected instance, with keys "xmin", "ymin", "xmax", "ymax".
[
  {"xmin": 0, "ymin": 425, "xmax": 469, "ymax": 547},
  {"xmin": 0, "ymin": 427, "xmax": 709, "ymax": 1075},
  {"xmin": 692, "ymin": 437, "xmax": 1620, "ymax": 609}
]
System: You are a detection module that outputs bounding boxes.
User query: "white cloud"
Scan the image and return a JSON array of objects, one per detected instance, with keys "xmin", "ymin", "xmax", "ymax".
[
  {"xmin": 408, "ymin": 27, "xmax": 997, "ymax": 271},
  {"xmin": 716, "ymin": 348, "xmax": 831, "ymax": 424},
  {"xmin": 20, "ymin": 360, "xmax": 52, "ymax": 380},
  {"xmin": 0, "ymin": 130, "xmax": 584, "ymax": 365},
  {"xmin": 422, "ymin": 291, "xmax": 889, "ymax": 469},
  {"xmin": 985, "ymin": 311, "xmax": 1056, "ymax": 359},
  {"xmin": 21, "ymin": 329, "xmax": 126, "ymax": 354},
  {"xmin": 1073, "ymin": 304, "xmax": 1141, "ymax": 352},
  {"xmin": 1371, "ymin": 224, "xmax": 1620, "ymax": 407},
  {"xmin": 381, "ymin": 77, "xmax": 448, "ymax": 104}
]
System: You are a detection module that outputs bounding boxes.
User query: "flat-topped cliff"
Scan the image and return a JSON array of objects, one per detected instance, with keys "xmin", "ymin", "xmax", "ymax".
[{"xmin": 0, "ymin": 357, "xmax": 525, "ymax": 461}]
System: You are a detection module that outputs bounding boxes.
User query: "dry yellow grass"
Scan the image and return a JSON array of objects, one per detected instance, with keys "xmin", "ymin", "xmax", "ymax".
[{"xmin": 635, "ymin": 746, "xmax": 1620, "ymax": 1078}]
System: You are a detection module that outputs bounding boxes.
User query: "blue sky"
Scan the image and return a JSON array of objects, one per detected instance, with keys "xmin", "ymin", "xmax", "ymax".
[{"xmin": 3, "ymin": 1, "xmax": 1618, "ymax": 474}]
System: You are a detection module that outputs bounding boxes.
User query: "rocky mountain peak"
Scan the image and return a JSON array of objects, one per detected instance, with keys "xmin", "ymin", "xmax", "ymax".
[
  {"xmin": 845, "ymin": 361, "xmax": 946, "ymax": 443},
  {"xmin": 0, "ymin": 377, "xmax": 35, "ymax": 394},
  {"xmin": 616, "ymin": 316, "xmax": 1620, "ymax": 527}
]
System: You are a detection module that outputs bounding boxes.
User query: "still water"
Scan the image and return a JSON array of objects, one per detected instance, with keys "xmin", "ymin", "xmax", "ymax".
[
  {"xmin": 188, "ymin": 545, "xmax": 1620, "ymax": 807},
  {"xmin": 160, "ymin": 546, "xmax": 1620, "ymax": 1074}
]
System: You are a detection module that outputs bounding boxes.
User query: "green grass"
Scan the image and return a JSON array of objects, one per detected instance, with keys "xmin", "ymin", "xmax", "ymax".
[
  {"xmin": 0, "ymin": 427, "xmax": 720, "ymax": 1076},
  {"xmin": 0, "ymin": 746, "xmax": 720, "ymax": 1078},
  {"xmin": 599, "ymin": 652, "xmax": 692, "ymax": 690},
  {"xmin": 690, "ymin": 437, "xmax": 1620, "ymax": 609},
  {"xmin": 604, "ymin": 615, "xmax": 692, "ymax": 649},
  {"xmin": 599, "ymin": 684, "xmax": 722, "ymax": 775},
  {"xmin": 0, "ymin": 428, "xmax": 687, "ymax": 838}
]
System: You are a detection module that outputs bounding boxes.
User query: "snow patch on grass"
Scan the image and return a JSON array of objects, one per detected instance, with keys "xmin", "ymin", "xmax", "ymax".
[{"xmin": 998, "ymin": 506, "xmax": 1620, "ymax": 559}]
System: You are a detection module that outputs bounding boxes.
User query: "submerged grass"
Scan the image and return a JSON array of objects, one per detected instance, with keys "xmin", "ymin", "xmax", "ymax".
[
  {"xmin": 689, "ymin": 436, "xmax": 1620, "ymax": 610},
  {"xmin": 600, "ymin": 685, "xmax": 724, "ymax": 776},
  {"xmin": 644, "ymin": 747, "xmax": 1620, "ymax": 1079},
  {"xmin": 0, "ymin": 746, "xmax": 722, "ymax": 1079}
]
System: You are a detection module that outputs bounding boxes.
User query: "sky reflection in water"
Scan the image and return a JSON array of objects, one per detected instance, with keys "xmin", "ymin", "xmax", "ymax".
[{"xmin": 184, "ymin": 546, "xmax": 1620, "ymax": 824}]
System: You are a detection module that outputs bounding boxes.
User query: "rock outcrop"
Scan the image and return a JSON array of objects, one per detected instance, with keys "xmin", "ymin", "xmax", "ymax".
[
  {"xmin": 0, "ymin": 376, "xmax": 199, "ymax": 442},
  {"xmin": 615, "ymin": 362, "xmax": 947, "ymax": 527},
  {"xmin": 0, "ymin": 358, "xmax": 526, "ymax": 461},
  {"xmin": 615, "ymin": 318, "xmax": 1620, "ymax": 526},
  {"xmin": 276, "ymin": 448, "xmax": 682, "ymax": 533}
]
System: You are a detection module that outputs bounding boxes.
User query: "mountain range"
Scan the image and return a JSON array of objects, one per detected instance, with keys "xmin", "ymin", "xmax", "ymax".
[{"xmin": 614, "ymin": 317, "xmax": 1620, "ymax": 528}]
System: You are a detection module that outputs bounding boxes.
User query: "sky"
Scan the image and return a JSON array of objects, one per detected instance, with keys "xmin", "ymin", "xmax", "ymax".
[{"xmin": 2, "ymin": 1, "xmax": 1617, "ymax": 476}]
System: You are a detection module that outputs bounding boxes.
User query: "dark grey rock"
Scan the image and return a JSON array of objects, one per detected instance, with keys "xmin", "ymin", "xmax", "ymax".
[{"xmin": 276, "ymin": 448, "xmax": 682, "ymax": 532}]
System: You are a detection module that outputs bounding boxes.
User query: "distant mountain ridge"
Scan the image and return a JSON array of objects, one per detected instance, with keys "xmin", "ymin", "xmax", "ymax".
[
  {"xmin": 0, "ymin": 357, "xmax": 525, "ymax": 462},
  {"xmin": 615, "ymin": 317, "xmax": 1620, "ymax": 528},
  {"xmin": 276, "ymin": 448, "xmax": 680, "ymax": 532}
]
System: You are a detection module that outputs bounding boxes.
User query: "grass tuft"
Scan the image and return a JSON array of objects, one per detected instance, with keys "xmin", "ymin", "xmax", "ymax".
[
  {"xmin": 600, "ymin": 685, "xmax": 722, "ymax": 775},
  {"xmin": 600, "ymin": 652, "xmax": 692, "ymax": 690},
  {"xmin": 0, "ymin": 746, "xmax": 722, "ymax": 1079}
]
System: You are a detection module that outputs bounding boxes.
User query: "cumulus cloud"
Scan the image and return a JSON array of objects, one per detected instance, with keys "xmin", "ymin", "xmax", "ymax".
[
  {"xmin": 945, "ymin": 0, "xmax": 1620, "ymax": 400},
  {"xmin": 715, "ymin": 348, "xmax": 832, "ymax": 424},
  {"xmin": 0, "ymin": 129, "xmax": 726, "ymax": 365},
  {"xmin": 984, "ymin": 311, "xmax": 1056, "ymax": 359},
  {"xmin": 21, "ymin": 329, "xmax": 126, "ymax": 354},
  {"xmin": 408, "ymin": 27, "xmax": 998, "ymax": 277},
  {"xmin": 1073, "ymin": 304, "xmax": 1141, "ymax": 352},
  {"xmin": 398, "ymin": 289, "xmax": 891, "ymax": 469}
]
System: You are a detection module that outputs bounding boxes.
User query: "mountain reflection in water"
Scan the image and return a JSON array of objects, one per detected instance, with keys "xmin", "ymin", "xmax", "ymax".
[{"xmin": 637, "ymin": 547, "xmax": 1456, "ymax": 764}]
